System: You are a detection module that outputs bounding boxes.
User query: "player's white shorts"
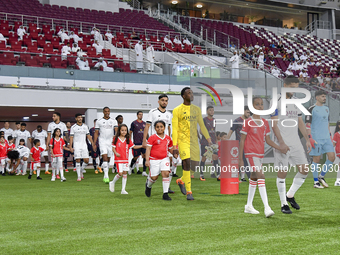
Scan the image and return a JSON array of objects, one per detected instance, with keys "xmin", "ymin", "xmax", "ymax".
[
  {"xmin": 246, "ymin": 157, "xmax": 263, "ymax": 172},
  {"xmin": 40, "ymin": 145, "xmax": 48, "ymax": 157},
  {"xmin": 99, "ymin": 142, "xmax": 113, "ymax": 158},
  {"xmin": 274, "ymin": 143, "xmax": 308, "ymax": 171},
  {"xmin": 74, "ymin": 146, "xmax": 89, "ymax": 159},
  {"xmin": 0, "ymin": 158, "xmax": 5, "ymax": 167},
  {"xmin": 149, "ymin": 158, "xmax": 170, "ymax": 177},
  {"xmin": 116, "ymin": 162, "xmax": 129, "ymax": 173},
  {"xmin": 30, "ymin": 162, "xmax": 41, "ymax": 170}
]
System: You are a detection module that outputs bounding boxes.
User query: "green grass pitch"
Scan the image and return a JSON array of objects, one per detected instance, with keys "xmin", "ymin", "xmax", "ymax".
[{"xmin": 1, "ymin": 166, "xmax": 339, "ymax": 255}]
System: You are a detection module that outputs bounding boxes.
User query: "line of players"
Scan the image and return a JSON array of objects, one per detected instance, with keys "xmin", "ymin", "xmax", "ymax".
[{"xmin": 1, "ymin": 77, "xmax": 339, "ymax": 216}]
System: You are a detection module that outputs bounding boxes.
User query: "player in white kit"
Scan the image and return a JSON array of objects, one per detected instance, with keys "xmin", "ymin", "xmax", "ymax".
[
  {"xmin": 142, "ymin": 94, "xmax": 176, "ymax": 192},
  {"xmin": 93, "ymin": 107, "xmax": 115, "ymax": 184},
  {"xmin": 14, "ymin": 139, "xmax": 30, "ymax": 175},
  {"xmin": 47, "ymin": 112, "xmax": 68, "ymax": 179},
  {"xmin": 270, "ymin": 76, "xmax": 312, "ymax": 214},
  {"xmin": 32, "ymin": 125, "xmax": 50, "ymax": 174},
  {"xmin": 0, "ymin": 121, "xmax": 14, "ymax": 140},
  {"xmin": 70, "ymin": 113, "xmax": 94, "ymax": 181},
  {"xmin": 14, "ymin": 123, "xmax": 31, "ymax": 147}
]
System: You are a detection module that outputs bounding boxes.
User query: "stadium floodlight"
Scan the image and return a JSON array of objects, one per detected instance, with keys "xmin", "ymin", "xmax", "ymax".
[
  {"xmin": 197, "ymin": 4, "xmax": 203, "ymax": 8},
  {"xmin": 172, "ymin": 1, "xmax": 178, "ymax": 4},
  {"xmin": 32, "ymin": 114, "xmax": 38, "ymax": 117},
  {"xmin": 48, "ymin": 109, "xmax": 55, "ymax": 111},
  {"xmin": 23, "ymin": 117, "xmax": 29, "ymax": 120}
]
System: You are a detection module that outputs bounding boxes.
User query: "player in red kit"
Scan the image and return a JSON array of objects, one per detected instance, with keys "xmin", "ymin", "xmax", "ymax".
[
  {"xmin": 0, "ymin": 136, "xmax": 9, "ymax": 175},
  {"xmin": 109, "ymin": 124, "xmax": 142, "ymax": 194},
  {"xmin": 145, "ymin": 120, "xmax": 173, "ymax": 200},
  {"xmin": 239, "ymin": 97, "xmax": 288, "ymax": 218},
  {"xmin": 29, "ymin": 139, "xmax": 45, "ymax": 180},
  {"xmin": 49, "ymin": 128, "xmax": 70, "ymax": 182}
]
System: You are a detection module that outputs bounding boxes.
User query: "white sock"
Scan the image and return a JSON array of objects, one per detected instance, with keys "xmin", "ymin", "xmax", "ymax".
[
  {"xmin": 258, "ymin": 179, "xmax": 270, "ymax": 209},
  {"xmin": 60, "ymin": 168, "xmax": 64, "ymax": 179},
  {"xmin": 45, "ymin": 163, "xmax": 49, "ymax": 172},
  {"xmin": 113, "ymin": 174, "xmax": 120, "ymax": 183},
  {"xmin": 172, "ymin": 158, "xmax": 177, "ymax": 174},
  {"xmin": 37, "ymin": 169, "xmax": 40, "ymax": 177},
  {"xmin": 82, "ymin": 162, "xmax": 88, "ymax": 172},
  {"xmin": 247, "ymin": 179, "xmax": 257, "ymax": 206},
  {"xmin": 147, "ymin": 176, "xmax": 155, "ymax": 188},
  {"xmin": 168, "ymin": 174, "xmax": 172, "ymax": 186},
  {"xmin": 162, "ymin": 177, "xmax": 170, "ymax": 193},
  {"xmin": 30, "ymin": 168, "xmax": 33, "ymax": 175},
  {"xmin": 0, "ymin": 165, "xmax": 3, "ymax": 174},
  {"xmin": 240, "ymin": 171, "xmax": 245, "ymax": 179},
  {"xmin": 22, "ymin": 161, "xmax": 27, "ymax": 174},
  {"xmin": 96, "ymin": 157, "xmax": 99, "ymax": 165},
  {"xmin": 276, "ymin": 177, "xmax": 287, "ymax": 206},
  {"xmin": 337, "ymin": 167, "xmax": 340, "ymax": 181},
  {"xmin": 52, "ymin": 169, "xmax": 56, "ymax": 178},
  {"xmin": 76, "ymin": 162, "xmax": 81, "ymax": 179},
  {"xmin": 102, "ymin": 161, "xmax": 109, "ymax": 179},
  {"xmin": 122, "ymin": 174, "xmax": 127, "ymax": 191},
  {"xmin": 287, "ymin": 172, "xmax": 307, "ymax": 198},
  {"xmin": 56, "ymin": 165, "xmax": 59, "ymax": 175}
]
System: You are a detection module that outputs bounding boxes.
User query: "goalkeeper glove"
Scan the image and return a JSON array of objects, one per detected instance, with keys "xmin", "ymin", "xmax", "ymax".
[{"xmin": 308, "ymin": 134, "xmax": 316, "ymax": 148}]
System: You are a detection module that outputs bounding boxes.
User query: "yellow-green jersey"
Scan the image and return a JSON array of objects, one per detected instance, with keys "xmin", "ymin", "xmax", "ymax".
[{"xmin": 172, "ymin": 103, "xmax": 210, "ymax": 147}]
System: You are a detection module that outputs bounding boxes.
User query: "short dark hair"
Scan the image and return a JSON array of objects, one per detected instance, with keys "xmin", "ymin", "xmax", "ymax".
[
  {"xmin": 220, "ymin": 132, "xmax": 227, "ymax": 137},
  {"xmin": 244, "ymin": 105, "xmax": 249, "ymax": 111},
  {"xmin": 158, "ymin": 94, "xmax": 168, "ymax": 100},
  {"xmin": 21, "ymin": 123, "xmax": 26, "ymax": 127},
  {"xmin": 137, "ymin": 111, "xmax": 143, "ymax": 115},
  {"xmin": 54, "ymin": 112, "xmax": 61, "ymax": 118},
  {"xmin": 33, "ymin": 139, "xmax": 40, "ymax": 145},
  {"xmin": 216, "ymin": 131, "xmax": 221, "ymax": 137},
  {"xmin": 103, "ymin": 106, "xmax": 110, "ymax": 111},
  {"xmin": 94, "ymin": 119, "xmax": 97, "ymax": 122},
  {"xmin": 181, "ymin": 87, "xmax": 191, "ymax": 98},
  {"xmin": 19, "ymin": 138, "xmax": 25, "ymax": 144},
  {"xmin": 315, "ymin": 90, "xmax": 326, "ymax": 97},
  {"xmin": 75, "ymin": 113, "xmax": 82, "ymax": 118},
  {"xmin": 252, "ymin": 97, "xmax": 262, "ymax": 104},
  {"xmin": 284, "ymin": 75, "xmax": 299, "ymax": 85},
  {"xmin": 115, "ymin": 115, "xmax": 123, "ymax": 121},
  {"xmin": 7, "ymin": 135, "xmax": 13, "ymax": 140},
  {"xmin": 207, "ymin": 106, "xmax": 214, "ymax": 110},
  {"xmin": 154, "ymin": 120, "xmax": 165, "ymax": 128},
  {"xmin": 15, "ymin": 122, "xmax": 20, "ymax": 125},
  {"xmin": 37, "ymin": 125, "xmax": 42, "ymax": 129}
]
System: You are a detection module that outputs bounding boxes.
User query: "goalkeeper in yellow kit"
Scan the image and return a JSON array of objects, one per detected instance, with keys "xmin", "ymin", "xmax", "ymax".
[{"xmin": 172, "ymin": 87, "xmax": 211, "ymax": 200}]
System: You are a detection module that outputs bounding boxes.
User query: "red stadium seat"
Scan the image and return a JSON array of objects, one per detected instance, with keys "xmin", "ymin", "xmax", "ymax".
[
  {"xmin": 45, "ymin": 30, "xmax": 53, "ymax": 41},
  {"xmin": 30, "ymin": 28, "xmax": 39, "ymax": 40},
  {"xmin": 11, "ymin": 41, "xmax": 23, "ymax": 52},
  {"xmin": 44, "ymin": 43, "xmax": 55, "ymax": 54},
  {"xmin": 0, "ymin": 52, "xmax": 18, "ymax": 66},
  {"xmin": 50, "ymin": 56, "xmax": 67, "ymax": 68},
  {"xmin": 27, "ymin": 41, "xmax": 40, "ymax": 53}
]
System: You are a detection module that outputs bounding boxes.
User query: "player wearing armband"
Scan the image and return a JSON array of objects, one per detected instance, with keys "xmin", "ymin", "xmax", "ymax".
[
  {"xmin": 172, "ymin": 87, "xmax": 211, "ymax": 200},
  {"xmin": 239, "ymin": 97, "xmax": 288, "ymax": 218},
  {"xmin": 306, "ymin": 90, "xmax": 335, "ymax": 189},
  {"xmin": 332, "ymin": 120, "xmax": 340, "ymax": 186},
  {"xmin": 270, "ymin": 76, "xmax": 312, "ymax": 214}
]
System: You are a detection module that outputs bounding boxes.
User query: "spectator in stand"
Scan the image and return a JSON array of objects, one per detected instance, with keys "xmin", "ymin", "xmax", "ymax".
[
  {"xmin": 164, "ymin": 35, "xmax": 173, "ymax": 45},
  {"xmin": 77, "ymin": 49, "xmax": 86, "ymax": 57},
  {"xmin": 324, "ymin": 67, "xmax": 331, "ymax": 76},
  {"xmin": 300, "ymin": 52, "xmax": 307, "ymax": 61},
  {"xmin": 69, "ymin": 31, "xmax": 83, "ymax": 44},
  {"xmin": 0, "ymin": 32, "xmax": 6, "ymax": 43},
  {"xmin": 301, "ymin": 69, "xmax": 309, "ymax": 80},
  {"xmin": 135, "ymin": 40, "xmax": 144, "ymax": 72},
  {"xmin": 324, "ymin": 74, "xmax": 332, "ymax": 89},
  {"xmin": 94, "ymin": 58, "xmax": 114, "ymax": 72},
  {"xmin": 268, "ymin": 50, "xmax": 274, "ymax": 58},
  {"xmin": 105, "ymin": 30, "xmax": 113, "ymax": 42},
  {"xmin": 146, "ymin": 42, "xmax": 155, "ymax": 72},
  {"xmin": 310, "ymin": 74, "xmax": 319, "ymax": 86},
  {"xmin": 286, "ymin": 47, "xmax": 293, "ymax": 54},
  {"xmin": 258, "ymin": 52, "xmax": 264, "ymax": 69},
  {"xmin": 230, "ymin": 43, "xmax": 236, "ymax": 51},
  {"xmin": 277, "ymin": 41, "xmax": 283, "ymax": 50},
  {"xmin": 17, "ymin": 25, "xmax": 26, "ymax": 40},
  {"xmin": 307, "ymin": 58, "xmax": 315, "ymax": 66},
  {"xmin": 285, "ymin": 67, "xmax": 293, "ymax": 76},
  {"xmin": 254, "ymin": 42, "xmax": 260, "ymax": 50},
  {"xmin": 275, "ymin": 52, "xmax": 282, "ymax": 58},
  {"xmin": 61, "ymin": 42, "xmax": 71, "ymax": 60},
  {"xmin": 315, "ymin": 60, "xmax": 322, "ymax": 67},
  {"xmin": 183, "ymin": 37, "xmax": 191, "ymax": 46},
  {"xmin": 302, "ymin": 60, "xmax": 308, "ymax": 70},
  {"xmin": 76, "ymin": 56, "xmax": 90, "ymax": 71},
  {"xmin": 248, "ymin": 44, "xmax": 254, "ymax": 52},
  {"xmin": 94, "ymin": 29, "xmax": 102, "ymax": 42},
  {"xmin": 298, "ymin": 73, "xmax": 305, "ymax": 84},
  {"xmin": 173, "ymin": 36, "xmax": 183, "ymax": 46},
  {"xmin": 293, "ymin": 51, "xmax": 299, "ymax": 61},
  {"xmin": 57, "ymin": 29, "xmax": 70, "ymax": 43},
  {"xmin": 330, "ymin": 64, "xmax": 337, "ymax": 74},
  {"xmin": 271, "ymin": 64, "xmax": 280, "ymax": 78},
  {"xmin": 130, "ymin": 31, "xmax": 140, "ymax": 40},
  {"xmin": 72, "ymin": 43, "xmax": 80, "ymax": 53},
  {"xmin": 92, "ymin": 40, "xmax": 103, "ymax": 55},
  {"xmin": 317, "ymin": 72, "xmax": 324, "ymax": 86}
]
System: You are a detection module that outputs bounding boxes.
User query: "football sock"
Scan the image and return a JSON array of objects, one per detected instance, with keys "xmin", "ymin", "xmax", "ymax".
[
  {"xmin": 147, "ymin": 176, "xmax": 155, "ymax": 188},
  {"xmin": 320, "ymin": 159, "xmax": 333, "ymax": 177},
  {"xmin": 130, "ymin": 158, "xmax": 137, "ymax": 168},
  {"xmin": 37, "ymin": 169, "xmax": 40, "ymax": 177},
  {"xmin": 258, "ymin": 179, "xmax": 270, "ymax": 209},
  {"xmin": 247, "ymin": 179, "xmax": 257, "ymax": 206},
  {"xmin": 52, "ymin": 169, "xmax": 56, "ymax": 178},
  {"xmin": 60, "ymin": 167, "xmax": 64, "ymax": 179},
  {"xmin": 172, "ymin": 158, "xmax": 177, "ymax": 174},
  {"xmin": 102, "ymin": 161, "xmax": 109, "ymax": 179},
  {"xmin": 99, "ymin": 158, "xmax": 103, "ymax": 167},
  {"xmin": 182, "ymin": 170, "xmax": 191, "ymax": 192},
  {"xmin": 143, "ymin": 158, "xmax": 146, "ymax": 172},
  {"xmin": 122, "ymin": 174, "xmax": 127, "ymax": 191},
  {"xmin": 76, "ymin": 162, "xmax": 81, "ymax": 179},
  {"xmin": 162, "ymin": 177, "xmax": 170, "ymax": 193},
  {"xmin": 113, "ymin": 174, "xmax": 120, "ymax": 183},
  {"xmin": 168, "ymin": 174, "xmax": 172, "ymax": 186},
  {"xmin": 199, "ymin": 161, "xmax": 205, "ymax": 175},
  {"xmin": 0, "ymin": 165, "xmax": 3, "ymax": 174},
  {"xmin": 63, "ymin": 157, "xmax": 67, "ymax": 170},
  {"xmin": 82, "ymin": 162, "xmax": 88, "ymax": 172},
  {"xmin": 311, "ymin": 161, "xmax": 319, "ymax": 182},
  {"xmin": 276, "ymin": 177, "xmax": 287, "ymax": 206},
  {"xmin": 213, "ymin": 160, "xmax": 219, "ymax": 176},
  {"xmin": 22, "ymin": 161, "xmax": 27, "ymax": 175},
  {"xmin": 240, "ymin": 170, "xmax": 245, "ymax": 179},
  {"xmin": 337, "ymin": 167, "xmax": 340, "ymax": 180},
  {"xmin": 45, "ymin": 163, "xmax": 49, "ymax": 172},
  {"xmin": 287, "ymin": 172, "xmax": 307, "ymax": 198}
]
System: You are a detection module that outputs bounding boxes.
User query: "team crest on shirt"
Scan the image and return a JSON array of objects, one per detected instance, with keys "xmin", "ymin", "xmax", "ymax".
[
  {"xmin": 118, "ymin": 143, "xmax": 121, "ymax": 146},
  {"xmin": 157, "ymin": 140, "xmax": 161, "ymax": 144},
  {"xmin": 253, "ymin": 128, "xmax": 257, "ymax": 134}
]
